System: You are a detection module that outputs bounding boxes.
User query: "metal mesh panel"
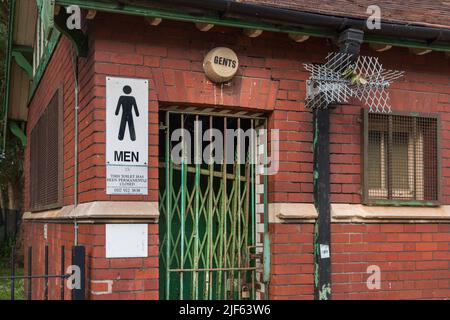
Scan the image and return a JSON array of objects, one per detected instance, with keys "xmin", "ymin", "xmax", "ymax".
[
  {"xmin": 366, "ymin": 113, "xmax": 439, "ymax": 203},
  {"xmin": 29, "ymin": 91, "xmax": 62, "ymax": 211},
  {"xmin": 304, "ymin": 53, "xmax": 404, "ymax": 112},
  {"xmin": 159, "ymin": 111, "xmax": 267, "ymax": 300}
]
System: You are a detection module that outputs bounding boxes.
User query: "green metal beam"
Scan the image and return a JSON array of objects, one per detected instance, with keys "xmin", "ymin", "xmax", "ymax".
[
  {"xmin": 28, "ymin": 30, "xmax": 62, "ymax": 102},
  {"xmin": 1, "ymin": 0, "xmax": 15, "ymax": 156},
  {"xmin": 365, "ymin": 35, "xmax": 450, "ymax": 52},
  {"xmin": 55, "ymin": 0, "xmax": 450, "ymax": 52},
  {"xmin": 55, "ymin": 0, "xmax": 335, "ymax": 39},
  {"xmin": 12, "ymin": 50, "xmax": 33, "ymax": 78}
]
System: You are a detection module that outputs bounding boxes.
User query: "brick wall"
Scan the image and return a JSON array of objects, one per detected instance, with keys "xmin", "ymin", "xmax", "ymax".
[
  {"xmin": 269, "ymin": 223, "xmax": 450, "ymax": 300},
  {"xmin": 332, "ymin": 223, "xmax": 450, "ymax": 300},
  {"xmin": 22, "ymin": 11, "xmax": 450, "ymax": 300},
  {"xmin": 23, "ymin": 222, "xmax": 159, "ymax": 300},
  {"xmin": 24, "ymin": 13, "xmax": 450, "ymax": 214},
  {"xmin": 89, "ymin": 13, "xmax": 450, "ymax": 206},
  {"xmin": 269, "ymin": 224, "xmax": 314, "ymax": 300}
]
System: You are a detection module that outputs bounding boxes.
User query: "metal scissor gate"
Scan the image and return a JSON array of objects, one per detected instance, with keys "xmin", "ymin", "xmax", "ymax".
[{"xmin": 159, "ymin": 109, "xmax": 269, "ymax": 300}]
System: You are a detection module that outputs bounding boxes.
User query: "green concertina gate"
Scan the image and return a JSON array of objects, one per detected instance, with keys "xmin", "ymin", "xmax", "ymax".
[{"xmin": 159, "ymin": 109, "xmax": 270, "ymax": 300}]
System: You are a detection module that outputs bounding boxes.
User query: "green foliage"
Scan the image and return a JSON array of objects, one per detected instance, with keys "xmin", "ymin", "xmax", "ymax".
[
  {"xmin": 0, "ymin": 227, "xmax": 25, "ymax": 300},
  {"xmin": 0, "ymin": 248, "xmax": 25, "ymax": 301},
  {"xmin": 0, "ymin": 274, "xmax": 25, "ymax": 300}
]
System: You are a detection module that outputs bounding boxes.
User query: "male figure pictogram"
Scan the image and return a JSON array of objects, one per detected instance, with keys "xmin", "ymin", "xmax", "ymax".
[{"xmin": 115, "ymin": 85, "xmax": 140, "ymax": 141}]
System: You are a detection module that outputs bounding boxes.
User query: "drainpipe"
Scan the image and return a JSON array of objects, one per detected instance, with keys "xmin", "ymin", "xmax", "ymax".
[
  {"xmin": 145, "ymin": 0, "xmax": 450, "ymax": 43},
  {"xmin": 71, "ymin": 47, "xmax": 79, "ymax": 246},
  {"xmin": 313, "ymin": 28, "xmax": 364, "ymax": 300}
]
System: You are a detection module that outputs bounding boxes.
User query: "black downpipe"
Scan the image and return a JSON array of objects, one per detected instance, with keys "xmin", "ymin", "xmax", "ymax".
[
  {"xmin": 312, "ymin": 29, "xmax": 364, "ymax": 300},
  {"xmin": 144, "ymin": 0, "xmax": 450, "ymax": 43},
  {"xmin": 313, "ymin": 107, "xmax": 332, "ymax": 300}
]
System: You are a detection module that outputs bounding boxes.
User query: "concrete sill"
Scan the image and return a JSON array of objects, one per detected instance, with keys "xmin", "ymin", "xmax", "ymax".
[{"xmin": 23, "ymin": 201, "xmax": 160, "ymax": 223}]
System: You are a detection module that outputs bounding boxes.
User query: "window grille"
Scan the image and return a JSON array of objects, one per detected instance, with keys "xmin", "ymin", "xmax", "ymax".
[
  {"xmin": 29, "ymin": 89, "xmax": 63, "ymax": 211},
  {"xmin": 363, "ymin": 111, "xmax": 440, "ymax": 205}
]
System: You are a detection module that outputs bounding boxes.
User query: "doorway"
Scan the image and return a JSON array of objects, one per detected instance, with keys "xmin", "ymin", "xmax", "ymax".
[{"xmin": 158, "ymin": 108, "xmax": 268, "ymax": 300}]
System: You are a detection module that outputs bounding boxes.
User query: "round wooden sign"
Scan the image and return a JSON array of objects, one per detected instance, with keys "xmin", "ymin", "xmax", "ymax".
[{"xmin": 203, "ymin": 47, "xmax": 239, "ymax": 83}]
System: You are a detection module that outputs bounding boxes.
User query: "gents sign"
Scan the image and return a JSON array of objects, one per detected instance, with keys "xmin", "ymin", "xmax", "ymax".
[
  {"xmin": 106, "ymin": 77, "xmax": 148, "ymax": 195},
  {"xmin": 203, "ymin": 47, "xmax": 239, "ymax": 83}
]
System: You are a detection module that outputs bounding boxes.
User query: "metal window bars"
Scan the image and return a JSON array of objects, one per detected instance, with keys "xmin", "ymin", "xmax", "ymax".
[
  {"xmin": 304, "ymin": 52, "xmax": 404, "ymax": 113},
  {"xmin": 364, "ymin": 111, "xmax": 440, "ymax": 204}
]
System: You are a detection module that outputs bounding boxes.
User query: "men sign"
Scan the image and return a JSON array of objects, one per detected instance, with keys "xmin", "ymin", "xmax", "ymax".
[{"xmin": 106, "ymin": 77, "xmax": 148, "ymax": 195}]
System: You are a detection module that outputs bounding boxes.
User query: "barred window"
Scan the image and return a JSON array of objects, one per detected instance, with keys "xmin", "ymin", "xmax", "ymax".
[
  {"xmin": 29, "ymin": 88, "xmax": 63, "ymax": 211},
  {"xmin": 363, "ymin": 111, "xmax": 439, "ymax": 205}
]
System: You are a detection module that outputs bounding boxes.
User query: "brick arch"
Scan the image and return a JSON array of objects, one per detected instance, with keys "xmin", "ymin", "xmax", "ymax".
[{"xmin": 151, "ymin": 68, "xmax": 279, "ymax": 111}]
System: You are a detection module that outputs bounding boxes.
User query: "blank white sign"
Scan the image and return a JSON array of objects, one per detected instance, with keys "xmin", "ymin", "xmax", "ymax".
[{"xmin": 106, "ymin": 224, "xmax": 148, "ymax": 258}]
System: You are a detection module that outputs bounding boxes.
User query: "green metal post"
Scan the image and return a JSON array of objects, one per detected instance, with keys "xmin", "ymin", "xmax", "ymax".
[
  {"xmin": 221, "ymin": 117, "xmax": 228, "ymax": 299},
  {"xmin": 263, "ymin": 120, "xmax": 271, "ymax": 288},
  {"xmin": 207, "ymin": 116, "xmax": 214, "ymax": 299},
  {"xmin": 193, "ymin": 115, "xmax": 200, "ymax": 300},
  {"xmin": 180, "ymin": 114, "xmax": 185, "ymax": 300},
  {"xmin": 237, "ymin": 118, "xmax": 242, "ymax": 299},
  {"xmin": 2, "ymin": 0, "xmax": 15, "ymax": 157},
  {"xmin": 250, "ymin": 119, "xmax": 256, "ymax": 300}
]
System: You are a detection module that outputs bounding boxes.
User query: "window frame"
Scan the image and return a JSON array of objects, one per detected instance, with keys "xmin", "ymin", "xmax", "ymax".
[
  {"xmin": 29, "ymin": 86, "xmax": 64, "ymax": 212},
  {"xmin": 362, "ymin": 109, "xmax": 441, "ymax": 207}
]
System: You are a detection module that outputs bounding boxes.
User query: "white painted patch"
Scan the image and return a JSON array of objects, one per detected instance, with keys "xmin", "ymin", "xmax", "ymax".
[
  {"xmin": 90, "ymin": 280, "xmax": 114, "ymax": 295},
  {"xmin": 105, "ymin": 224, "xmax": 148, "ymax": 258}
]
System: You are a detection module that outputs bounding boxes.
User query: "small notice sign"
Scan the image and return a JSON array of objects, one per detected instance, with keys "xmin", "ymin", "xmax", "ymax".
[
  {"xmin": 106, "ymin": 77, "xmax": 148, "ymax": 195},
  {"xmin": 320, "ymin": 244, "xmax": 330, "ymax": 259}
]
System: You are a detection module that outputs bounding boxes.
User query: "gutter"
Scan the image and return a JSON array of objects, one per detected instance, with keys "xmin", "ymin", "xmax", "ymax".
[
  {"xmin": 55, "ymin": 0, "xmax": 450, "ymax": 52},
  {"xmin": 146, "ymin": 0, "xmax": 450, "ymax": 43}
]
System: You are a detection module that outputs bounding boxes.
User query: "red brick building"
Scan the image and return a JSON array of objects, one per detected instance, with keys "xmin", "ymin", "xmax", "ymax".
[{"xmin": 2, "ymin": 0, "xmax": 449, "ymax": 300}]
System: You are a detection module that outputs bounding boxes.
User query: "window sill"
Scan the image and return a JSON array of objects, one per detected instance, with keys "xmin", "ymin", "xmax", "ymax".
[
  {"xmin": 269, "ymin": 203, "xmax": 450, "ymax": 223},
  {"xmin": 269, "ymin": 203, "xmax": 317, "ymax": 223},
  {"xmin": 332, "ymin": 204, "xmax": 450, "ymax": 223},
  {"xmin": 23, "ymin": 201, "xmax": 160, "ymax": 222}
]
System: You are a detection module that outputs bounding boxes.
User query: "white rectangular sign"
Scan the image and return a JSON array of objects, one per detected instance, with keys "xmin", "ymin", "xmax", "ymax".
[
  {"xmin": 105, "ymin": 224, "xmax": 148, "ymax": 258},
  {"xmin": 106, "ymin": 77, "xmax": 148, "ymax": 195}
]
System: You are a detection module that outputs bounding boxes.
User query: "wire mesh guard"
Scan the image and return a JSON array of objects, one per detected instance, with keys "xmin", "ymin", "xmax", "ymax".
[
  {"xmin": 367, "ymin": 113, "xmax": 439, "ymax": 203},
  {"xmin": 304, "ymin": 53, "xmax": 404, "ymax": 113}
]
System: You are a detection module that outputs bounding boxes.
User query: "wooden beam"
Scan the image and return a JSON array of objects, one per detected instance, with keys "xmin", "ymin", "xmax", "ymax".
[
  {"xmin": 244, "ymin": 29, "xmax": 263, "ymax": 38},
  {"xmin": 289, "ymin": 33, "xmax": 310, "ymax": 43},
  {"xmin": 146, "ymin": 17, "xmax": 163, "ymax": 26},
  {"xmin": 409, "ymin": 47, "xmax": 433, "ymax": 55},
  {"xmin": 195, "ymin": 23, "xmax": 214, "ymax": 31},
  {"xmin": 86, "ymin": 9, "xmax": 97, "ymax": 20},
  {"xmin": 370, "ymin": 43, "xmax": 393, "ymax": 52}
]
